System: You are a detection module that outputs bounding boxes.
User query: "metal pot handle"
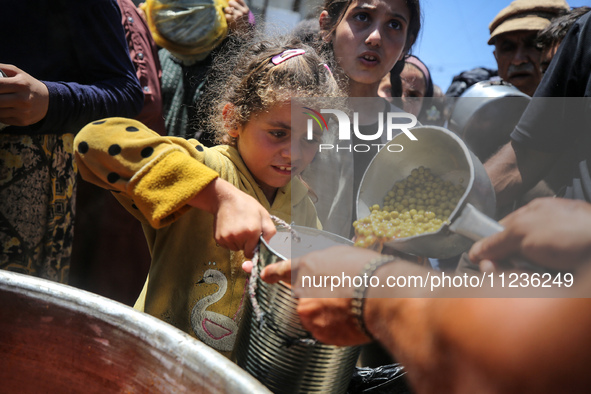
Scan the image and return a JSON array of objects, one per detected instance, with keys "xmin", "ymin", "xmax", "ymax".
[
  {"xmin": 450, "ymin": 203, "xmax": 546, "ymax": 273},
  {"xmin": 449, "ymin": 203, "xmax": 504, "ymax": 240}
]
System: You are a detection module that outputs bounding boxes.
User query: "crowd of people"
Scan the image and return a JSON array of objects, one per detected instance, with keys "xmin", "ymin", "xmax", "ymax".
[{"xmin": 2, "ymin": 0, "xmax": 591, "ymax": 392}]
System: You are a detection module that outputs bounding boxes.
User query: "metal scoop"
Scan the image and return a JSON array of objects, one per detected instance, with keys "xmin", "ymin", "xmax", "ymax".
[{"xmin": 357, "ymin": 126, "xmax": 497, "ymax": 259}]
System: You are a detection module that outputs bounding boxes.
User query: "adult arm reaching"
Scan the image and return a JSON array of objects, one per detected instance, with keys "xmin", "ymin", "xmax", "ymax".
[
  {"xmin": 252, "ymin": 242, "xmax": 591, "ymax": 393},
  {"xmin": 469, "ymin": 197, "xmax": 591, "ymax": 272},
  {"xmin": 484, "ymin": 140, "xmax": 558, "ymax": 209},
  {"xmin": 0, "ymin": 0, "xmax": 143, "ymax": 135}
]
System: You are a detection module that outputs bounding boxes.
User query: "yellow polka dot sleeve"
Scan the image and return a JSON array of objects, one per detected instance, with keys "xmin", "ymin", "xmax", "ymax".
[{"xmin": 74, "ymin": 117, "xmax": 219, "ymax": 228}]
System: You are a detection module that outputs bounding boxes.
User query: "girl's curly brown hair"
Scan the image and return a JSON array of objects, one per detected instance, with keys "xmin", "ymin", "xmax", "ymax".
[{"xmin": 201, "ymin": 32, "xmax": 344, "ymax": 146}]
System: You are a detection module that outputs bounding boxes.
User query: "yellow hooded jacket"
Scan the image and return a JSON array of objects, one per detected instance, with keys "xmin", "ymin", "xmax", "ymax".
[{"xmin": 74, "ymin": 117, "xmax": 320, "ymax": 358}]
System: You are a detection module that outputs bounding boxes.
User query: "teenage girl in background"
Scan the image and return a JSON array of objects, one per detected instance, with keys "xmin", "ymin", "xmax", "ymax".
[
  {"xmin": 298, "ymin": 0, "xmax": 423, "ymax": 369},
  {"xmin": 303, "ymin": 0, "xmax": 422, "ymax": 238},
  {"xmin": 319, "ymin": 0, "xmax": 421, "ymax": 97}
]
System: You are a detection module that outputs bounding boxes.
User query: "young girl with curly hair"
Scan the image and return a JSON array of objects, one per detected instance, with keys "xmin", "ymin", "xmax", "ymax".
[{"xmin": 74, "ymin": 35, "xmax": 341, "ymax": 357}]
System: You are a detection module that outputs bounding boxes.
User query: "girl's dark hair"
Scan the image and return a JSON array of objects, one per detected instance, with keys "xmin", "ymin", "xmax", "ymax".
[
  {"xmin": 204, "ymin": 32, "xmax": 342, "ymax": 145},
  {"xmin": 389, "ymin": 59, "xmax": 405, "ymax": 98}
]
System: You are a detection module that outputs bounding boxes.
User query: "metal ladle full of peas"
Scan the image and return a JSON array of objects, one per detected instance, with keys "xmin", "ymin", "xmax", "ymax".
[{"xmin": 357, "ymin": 125, "xmax": 539, "ymax": 272}]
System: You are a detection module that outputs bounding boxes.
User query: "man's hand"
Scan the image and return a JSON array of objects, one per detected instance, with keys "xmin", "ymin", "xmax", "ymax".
[
  {"xmin": 189, "ymin": 178, "xmax": 276, "ymax": 258},
  {"xmin": 469, "ymin": 198, "xmax": 591, "ymax": 271},
  {"xmin": 0, "ymin": 64, "xmax": 49, "ymax": 127}
]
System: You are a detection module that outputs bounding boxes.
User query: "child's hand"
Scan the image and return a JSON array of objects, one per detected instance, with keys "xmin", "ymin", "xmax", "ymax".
[
  {"xmin": 136, "ymin": 3, "xmax": 147, "ymax": 22},
  {"xmin": 189, "ymin": 178, "xmax": 276, "ymax": 258},
  {"xmin": 214, "ymin": 182, "xmax": 276, "ymax": 258},
  {"xmin": 242, "ymin": 261, "xmax": 254, "ymax": 274},
  {"xmin": 224, "ymin": 0, "xmax": 251, "ymax": 34}
]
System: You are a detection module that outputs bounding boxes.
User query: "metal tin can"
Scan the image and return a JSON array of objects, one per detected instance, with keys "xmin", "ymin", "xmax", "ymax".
[{"xmin": 234, "ymin": 226, "xmax": 360, "ymax": 394}]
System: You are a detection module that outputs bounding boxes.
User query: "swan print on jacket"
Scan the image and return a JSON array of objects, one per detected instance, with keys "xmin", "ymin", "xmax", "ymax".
[{"xmin": 191, "ymin": 267, "xmax": 242, "ymax": 352}]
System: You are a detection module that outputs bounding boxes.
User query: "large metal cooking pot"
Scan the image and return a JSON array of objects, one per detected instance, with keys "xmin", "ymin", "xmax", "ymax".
[
  {"xmin": 0, "ymin": 270, "xmax": 271, "ymax": 393},
  {"xmin": 448, "ymin": 80, "xmax": 530, "ymax": 162},
  {"xmin": 234, "ymin": 226, "xmax": 360, "ymax": 394},
  {"xmin": 357, "ymin": 126, "xmax": 497, "ymax": 258}
]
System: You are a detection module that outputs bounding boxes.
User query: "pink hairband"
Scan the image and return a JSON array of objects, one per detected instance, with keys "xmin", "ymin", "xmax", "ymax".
[{"xmin": 405, "ymin": 55, "xmax": 431, "ymax": 83}]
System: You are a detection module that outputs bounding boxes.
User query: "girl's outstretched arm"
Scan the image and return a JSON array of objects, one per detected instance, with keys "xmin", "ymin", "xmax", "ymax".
[
  {"xmin": 74, "ymin": 117, "xmax": 275, "ymax": 258},
  {"xmin": 188, "ymin": 177, "xmax": 276, "ymax": 258}
]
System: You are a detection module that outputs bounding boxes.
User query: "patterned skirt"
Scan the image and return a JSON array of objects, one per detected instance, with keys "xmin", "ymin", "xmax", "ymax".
[{"xmin": 0, "ymin": 133, "xmax": 77, "ymax": 283}]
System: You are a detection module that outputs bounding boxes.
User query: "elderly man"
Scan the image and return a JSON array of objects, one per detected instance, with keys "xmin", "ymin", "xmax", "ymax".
[
  {"xmin": 488, "ymin": 0, "xmax": 569, "ymax": 96},
  {"xmin": 486, "ymin": 9, "xmax": 591, "ymax": 209}
]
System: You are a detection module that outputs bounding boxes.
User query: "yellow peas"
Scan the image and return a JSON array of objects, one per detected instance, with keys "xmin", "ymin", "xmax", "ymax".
[{"xmin": 354, "ymin": 166, "xmax": 465, "ymax": 249}]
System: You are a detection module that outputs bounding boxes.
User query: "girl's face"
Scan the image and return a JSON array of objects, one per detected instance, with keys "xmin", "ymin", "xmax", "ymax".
[
  {"xmin": 400, "ymin": 62, "xmax": 426, "ymax": 116},
  {"xmin": 325, "ymin": 0, "xmax": 410, "ymax": 95},
  {"xmin": 228, "ymin": 102, "xmax": 320, "ymax": 203}
]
